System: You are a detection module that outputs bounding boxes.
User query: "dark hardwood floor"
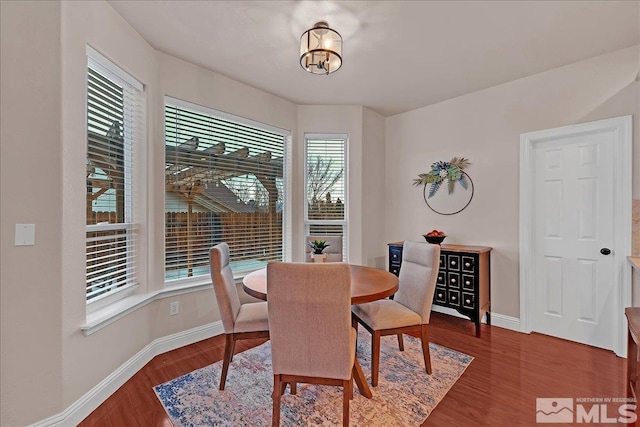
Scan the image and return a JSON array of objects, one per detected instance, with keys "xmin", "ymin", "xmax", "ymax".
[{"xmin": 79, "ymin": 312, "xmax": 629, "ymax": 426}]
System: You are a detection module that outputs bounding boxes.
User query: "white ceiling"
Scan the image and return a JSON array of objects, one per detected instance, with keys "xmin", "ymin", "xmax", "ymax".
[{"xmin": 108, "ymin": 0, "xmax": 639, "ymax": 117}]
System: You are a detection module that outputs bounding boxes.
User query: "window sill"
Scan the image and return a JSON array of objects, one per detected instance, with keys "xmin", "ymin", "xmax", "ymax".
[
  {"xmin": 81, "ymin": 279, "xmax": 213, "ymax": 336},
  {"xmin": 81, "ymin": 270, "xmax": 257, "ymax": 336}
]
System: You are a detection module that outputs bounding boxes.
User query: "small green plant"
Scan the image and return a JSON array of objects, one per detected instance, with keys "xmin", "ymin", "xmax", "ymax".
[{"xmin": 308, "ymin": 239, "xmax": 330, "ymax": 255}]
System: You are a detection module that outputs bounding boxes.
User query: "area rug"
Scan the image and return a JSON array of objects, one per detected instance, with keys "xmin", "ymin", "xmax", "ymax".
[{"xmin": 154, "ymin": 331, "xmax": 473, "ymax": 426}]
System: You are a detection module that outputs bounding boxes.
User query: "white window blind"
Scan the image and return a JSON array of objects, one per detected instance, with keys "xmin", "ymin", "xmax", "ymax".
[
  {"xmin": 304, "ymin": 135, "xmax": 347, "ymax": 259},
  {"xmin": 164, "ymin": 100, "xmax": 288, "ymax": 281},
  {"xmin": 86, "ymin": 51, "xmax": 144, "ymax": 302}
]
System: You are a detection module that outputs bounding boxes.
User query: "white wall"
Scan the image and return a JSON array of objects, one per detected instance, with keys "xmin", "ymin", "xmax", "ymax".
[
  {"xmin": 1, "ymin": 2, "xmax": 63, "ymax": 425},
  {"xmin": 362, "ymin": 108, "xmax": 387, "ymax": 268},
  {"xmin": 385, "ymin": 45, "xmax": 639, "ymax": 318}
]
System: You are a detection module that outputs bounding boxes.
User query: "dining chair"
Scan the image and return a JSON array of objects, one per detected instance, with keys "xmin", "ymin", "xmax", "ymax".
[
  {"xmin": 267, "ymin": 262, "xmax": 361, "ymax": 427},
  {"xmin": 351, "ymin": 241, "xmax": 440, "ymax": 386},
  {"xmin": 305, "ymin": 235, "xmax": 343, "ymax": 262},
  {"xmin": 209, "ymin": 242, "xmax": 269, "ymax": 390}
]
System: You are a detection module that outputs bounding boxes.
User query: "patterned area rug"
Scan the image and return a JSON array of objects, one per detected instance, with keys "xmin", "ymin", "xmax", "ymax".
[{"xmin": 155, "ymin": 331, "xmax": 473, "ymax": 426}]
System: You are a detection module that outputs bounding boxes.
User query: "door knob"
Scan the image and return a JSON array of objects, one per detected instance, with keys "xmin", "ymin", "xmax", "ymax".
[{"xmin": 600, "ymin": 248, "xmax": 611, "ymax": 255}]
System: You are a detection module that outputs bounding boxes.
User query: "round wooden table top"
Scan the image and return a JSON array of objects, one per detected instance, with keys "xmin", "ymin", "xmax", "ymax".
[{"xmin": 242, "ymin": 264, "xmax": 399, "ymax": 305}]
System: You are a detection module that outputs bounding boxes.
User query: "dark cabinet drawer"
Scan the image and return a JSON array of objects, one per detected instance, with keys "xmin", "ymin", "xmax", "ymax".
[
  {"xmin": 462, "ymin": 255, "xmax": 476, "ymax": 273},
  {"xmin": 437, "ymin": 271, "xmax": 446, "ymax": 286},
  {"xmin": 439, "ymin": 254, "xmax": 446, "ymax": 269},
  {"xmin": 447, "ymin": 289, "xmax": 460, "ymax": 307},
  {"xmin": 434, "ymin": 287, "xmax": 447, "ymax": 304},
  {"xmin": 448, "ymin": 272, "xmax": 460, "ymax": 288},
  {"xmin": 447, "ymin": 254, "xmax": 461, "ymax": 271},
  {"xmin": 462, "ymin": 274, "xmax": 475, "ymax": 291},
  {"xmin": 390, "ymin": 247, "xmax": 402, "ymax": 264},
  {"xmin": 462, "ymin": 292, "xmax": 475, "ymax": 309},
  {"xmin": 390, "ymin": 265, "xmax": 400, "ymax": 276}
]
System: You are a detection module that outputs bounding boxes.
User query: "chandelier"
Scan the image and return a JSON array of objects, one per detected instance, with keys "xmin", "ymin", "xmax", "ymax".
[{"xmin": 299, "ymin": 22, "xmax": 343, "ymax": 75}]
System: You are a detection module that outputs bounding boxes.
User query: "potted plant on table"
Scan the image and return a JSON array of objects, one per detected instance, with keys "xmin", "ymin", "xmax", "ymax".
[{"xmin": 308, "ymin": 240, "xmax": 330, "ymax": 262}]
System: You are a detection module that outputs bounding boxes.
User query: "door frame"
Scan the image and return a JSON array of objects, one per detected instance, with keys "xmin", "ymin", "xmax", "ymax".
[{"xmin": 519, "ymin": 116, "xmax": 632, "ymax": 357}]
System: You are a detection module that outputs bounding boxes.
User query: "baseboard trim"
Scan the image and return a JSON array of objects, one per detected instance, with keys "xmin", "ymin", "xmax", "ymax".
[
  {"xmin": 30, "ymin": 321, "xmax": 224, "ymax": 427},
  {"xmin": 431, "ymin": 306, "xmax": 521, "ymax": 332},
  {"xmin": 490, "ymin": 313, "xmax": 521, "ymax": 332}
]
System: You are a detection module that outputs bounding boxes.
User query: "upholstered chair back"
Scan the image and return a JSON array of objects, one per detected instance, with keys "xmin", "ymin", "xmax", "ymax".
[
  {"xmin": 210, "ymin": 243, "xmax": 242, "ymax": 334},
  {"xmin": 395, "ymin": 241, "xmax": 441, "ymax": 324},
  {"xmin": 267, "ymin": 262, "xmax": 354, "ymax": 380}
]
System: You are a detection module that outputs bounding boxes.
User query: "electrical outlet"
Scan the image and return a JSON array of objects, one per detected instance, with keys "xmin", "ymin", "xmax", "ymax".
[{"xmin": 169, "ymin": 301, "xmax": 180, "ymax": 316}]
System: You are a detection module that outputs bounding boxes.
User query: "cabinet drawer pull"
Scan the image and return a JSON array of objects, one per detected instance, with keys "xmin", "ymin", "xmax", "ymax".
[
  {"xmin": 465, "ymin": 299, "xmax": 471, "ymax": 304},
  {"xmin": 465, "ymin": 262, "xmax": 471, "ymax": 267},
  {"xmin": 451, "ymin": 296, "xmax": 456, "ymax": 301},
  {"xmin": 451, "ymin": 278, "xmax": 456, "ymax": 283},
  {"xmin": 465, "ymin": 281, "xmax": 471, "ymax": 285},
  {"xmin": 437, "ymin": 293, "xmax": 443, "ymax": 298},
  {"xmin": 393, "ymin": 254, "xmax": 398, "ymax": 258},
  {"xmin": 451, "ymin": 261, "xmax": 457, "ymax": 266}
]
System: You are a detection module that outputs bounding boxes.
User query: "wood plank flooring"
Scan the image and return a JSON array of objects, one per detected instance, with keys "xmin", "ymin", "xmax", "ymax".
[{"xmin": 78, "ymin": 312, "xmax": 629, "ymax": 426}]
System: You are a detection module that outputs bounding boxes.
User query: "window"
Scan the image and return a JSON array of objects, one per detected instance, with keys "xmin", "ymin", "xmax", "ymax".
[
  {"xmin": 304, "ymin": 134, "xmax": 347, "ymax": 260},
  {"xmin": 85, "ymin": 47, "xmax": 144, "ymax": 303},
  {"xmin": 164, "ymin": 98, "xmax": 290, "ymax": 282}
]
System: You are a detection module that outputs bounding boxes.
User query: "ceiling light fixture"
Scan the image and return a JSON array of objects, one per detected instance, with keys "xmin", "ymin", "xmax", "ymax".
[{"xmin": 300, "ymin": 21, "xmax": 342, "ymax": 75}]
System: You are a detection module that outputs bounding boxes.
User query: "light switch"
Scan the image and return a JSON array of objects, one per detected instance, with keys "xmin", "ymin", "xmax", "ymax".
[{"xmin": 15, "ymin": 224, "xmax": 35, "ymax": 246}]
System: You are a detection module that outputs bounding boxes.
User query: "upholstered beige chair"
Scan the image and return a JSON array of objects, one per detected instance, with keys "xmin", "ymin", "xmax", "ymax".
[
  {"xmin": 267, "ymin": 262, "xmax": 361, "ymax": 426},
  {"xmin": 209, "ymin": 243, "xmax": 269, "ymax": 390},
  {"xmin": 306, "ymin": 235, "xmax": 343, "ymax": 262},
  {"xmin": 352, "ymin": 241, "xmax": 440, "ymax": 386}
]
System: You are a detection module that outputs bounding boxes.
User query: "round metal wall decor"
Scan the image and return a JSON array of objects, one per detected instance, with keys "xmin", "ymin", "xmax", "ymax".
[
  {"xmin": 423, "ymin": 171, "xmax": 474, "ymax": 215},
  {"xmin": 413, "ymin": 157, "xmax": 474, "ymax": 215}
]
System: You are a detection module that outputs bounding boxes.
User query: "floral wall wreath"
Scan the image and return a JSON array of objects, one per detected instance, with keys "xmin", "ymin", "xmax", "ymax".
[{"xmin": 413, "ymin": 157, "xmax": 474, "ymax": 215}]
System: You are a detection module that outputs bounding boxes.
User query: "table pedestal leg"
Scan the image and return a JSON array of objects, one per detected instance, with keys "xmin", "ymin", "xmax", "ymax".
[{"xmin": 352, "ymin": 358, "xmax": 372, "ymax": 399}]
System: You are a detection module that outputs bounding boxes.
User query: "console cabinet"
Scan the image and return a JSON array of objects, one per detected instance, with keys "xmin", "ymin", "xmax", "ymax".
[{"xmin": 388, "ymin": 242, "xmax": 492, "ymax": 337}]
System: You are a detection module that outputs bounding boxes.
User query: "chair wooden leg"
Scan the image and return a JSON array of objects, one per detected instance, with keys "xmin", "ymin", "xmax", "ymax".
[
  {"xmin": 272, "ymin": 374, "xmax": 281, "ymax": 427},
  {"xmin": 219, "ymin": 334, "xmax": 234, "ymax": 390},
  {"xmin": 372, "ymin": 330, "xmax": 381, "ymax": 386},
  {"xmin": 350, "ymin": 378, "xmax": 354, "ymax": 400},
  {"xmin": 421, "ymin": 324, "xmax": 432, "ymax": 374},
  {"xmin": 342, "ymin": 379, "xmax": 350, "ymax": 427},
  {"xmin": 289, "ymin": 382, "xmax": 297, "ymax": 395},
  {"xmin": 229, "ymin": 337, "xmax": 236, "ymax": 362},
  {"xmin": 352, "ymin": 317, "xmax": 359, "ymax": 349},
  {"xmin": 397, "ymin": 333, "xmax": 404, "ymax": 351}
]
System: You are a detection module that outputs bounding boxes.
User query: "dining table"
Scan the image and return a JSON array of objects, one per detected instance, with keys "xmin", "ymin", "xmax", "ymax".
[
  {"xmin": 242, "ymin": 264, "xmax": 399, "ymax": 399},
  {"xmin": 242, "ymin": 264, "xmax": 399, "ymax": 305}
]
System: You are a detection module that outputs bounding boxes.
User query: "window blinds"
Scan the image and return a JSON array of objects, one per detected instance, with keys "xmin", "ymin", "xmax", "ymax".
[
  {"xmin": 305, "ymin": 136, "xmax": 347, "ymax": 258},
  {"xmin": 86, "ymin": 54, "xmax": 144, "ymax": 301},
  {"xmin": 164, "ymin": 101, "xmax": 287, "ymax": 280}
]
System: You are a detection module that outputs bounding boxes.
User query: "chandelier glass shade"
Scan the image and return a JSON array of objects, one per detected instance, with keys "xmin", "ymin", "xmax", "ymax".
[{"xmin": 299, "ymin": 22, "xmax": 342, "ymax": 75}]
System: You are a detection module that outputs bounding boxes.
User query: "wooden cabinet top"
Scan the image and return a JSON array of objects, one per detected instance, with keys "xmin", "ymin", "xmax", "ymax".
[{"xmin": 388, "ymin": 241, "xmax": 492, "ymax": 254}]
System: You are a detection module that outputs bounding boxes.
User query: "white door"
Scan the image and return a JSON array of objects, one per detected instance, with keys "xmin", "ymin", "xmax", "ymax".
[
  {"xmin": 520, "ymin": 116, "xmax": 632, "ymax": 356},
  {"xmin": 534, "ymin": 134, "xmax": 615, "ymax": 349}
]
